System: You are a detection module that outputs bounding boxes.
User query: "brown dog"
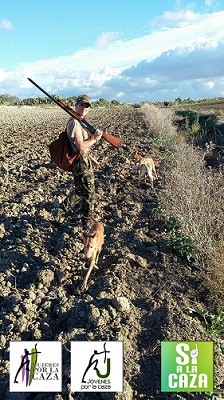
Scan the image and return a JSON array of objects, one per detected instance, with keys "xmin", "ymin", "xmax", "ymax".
[
  {"xmin": 132, "ymin": 150, "xmax": 158, "ymax": 187},
  {"xmin": 81, "ymin": 221, "xmax": 104, "ymax": 290}
]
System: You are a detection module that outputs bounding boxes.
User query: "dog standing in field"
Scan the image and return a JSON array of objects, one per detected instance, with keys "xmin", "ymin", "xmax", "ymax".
[
  {"xmin": 81, "ymin": 220, "xmax": 104, "ymax": 290},
  {"xmin": 132, "ymin": 150, "xmax": 158, "ymax": 187},
  {"xmin": 131, "ymin": 162, "xmax": 155, "ymax": 186}
]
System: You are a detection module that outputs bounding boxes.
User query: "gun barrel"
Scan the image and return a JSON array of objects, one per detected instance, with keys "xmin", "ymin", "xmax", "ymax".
[
  {"xmin": 27, "ymin": 77, "xmax": 122, "ymax": 148},
  {"xmin": 27, "ymin": 78, "xmax": 59, "ymax": 106}
]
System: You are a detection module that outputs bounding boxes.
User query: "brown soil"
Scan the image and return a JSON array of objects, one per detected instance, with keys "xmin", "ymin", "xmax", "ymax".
[{"xmin": 0, "ymin": 105, "xmax": 223, "ymax": 400}]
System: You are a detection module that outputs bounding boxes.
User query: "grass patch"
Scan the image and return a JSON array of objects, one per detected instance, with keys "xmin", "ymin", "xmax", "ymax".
[
  {"xmin": 191, "ymin": 308, "xmax": 224, "ymax": 340},
  {"xmin": 162, "ymin": 215, "xmax": 200, "ymax": 268}
]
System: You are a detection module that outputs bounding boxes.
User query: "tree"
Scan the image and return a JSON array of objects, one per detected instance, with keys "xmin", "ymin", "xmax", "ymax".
[
  {"xmin": 111, "ymin": 100, "xmax": 120, "ymax": 106},
  {"xmin": 95, "ymin": 98, "xmax": 110, "ymax": 107}
]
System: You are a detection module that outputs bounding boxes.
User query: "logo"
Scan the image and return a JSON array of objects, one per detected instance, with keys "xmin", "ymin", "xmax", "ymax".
[
  {"xmin": 161, "ymin": 341, "xmax": 214, "ymax": 392},
  {"xmin": 10, "ymin": 341, "xmax": 62, "ymax": 392},
  {"xmin": 71, "ymin": 341, "xmax": 123, "ymax": 392},
  {"xmin": 13, "ymin": 343, "xmax": 41, "ymax": 387}
]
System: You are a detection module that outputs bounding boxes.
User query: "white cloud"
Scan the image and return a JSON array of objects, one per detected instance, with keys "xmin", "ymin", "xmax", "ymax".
[
  {"xmin": 123, "ymin": 41, "xmax": 224, "ymax": 81},
  {"xmin": 0, "ymin": 69, "xmax": 9, "ymax": 81},
  {"xmin": 116, "ymin": 92, "xmax": 125, "ymax": 98},
  {"xmin": 119, "ymin": 39, "xmax": 224, "ymax": 100},
  {"xmin": 94, "ymin": 32, "xmax": 120, "ymax": 49},
  {"xmin": 152, "ymin": 10, "xmax": 201, "ymax": 26},
  {"xmin": 1, "ymin": 10, "xmax": 224, "ymax": 102},
  {"xmin": 205, "ymin": 81, "xmax": 215, "ymax": 89},
  {"xmin": 0, "ymin": 19, "xmax": 14, "ymax": 30}
]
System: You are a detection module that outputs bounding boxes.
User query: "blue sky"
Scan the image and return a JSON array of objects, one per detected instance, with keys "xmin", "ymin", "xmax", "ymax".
[{"xmin": 1, "ymin": 0, "xmax": 224, "ymax": 102}]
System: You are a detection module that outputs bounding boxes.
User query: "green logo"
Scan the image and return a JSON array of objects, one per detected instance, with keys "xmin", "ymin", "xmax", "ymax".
[
  {"xmin": 81, "ymin": 342, "xmax": 111, "ymax": 385},
  {"xmin": 161, "ymin": 341, "xmax": 214, "ymax": 392}
]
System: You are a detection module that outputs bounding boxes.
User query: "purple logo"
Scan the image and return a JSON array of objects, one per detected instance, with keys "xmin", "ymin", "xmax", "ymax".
[{"xmin": 14, "ymin": 343, "xmax": 41, "ymax": 387}]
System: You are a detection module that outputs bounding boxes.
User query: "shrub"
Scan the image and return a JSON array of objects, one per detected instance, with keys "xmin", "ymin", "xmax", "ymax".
[
  {"xmin": 140, "ymin": 104, "xmax": 179, "ymax": 158},
  {"xmin": 141, "ymin": 103, "xmax": 224, "ymax": 270},
  {"xmin": 140, "ymin": 103, "xmax": 177, "ymax": 139},
  {"xmin": 163, "ymin": 215, "xmax": 200, "ymax": 268},
  {"xmin": 159, "ymin": 143, "xmax": 224, "ymax": 268}
]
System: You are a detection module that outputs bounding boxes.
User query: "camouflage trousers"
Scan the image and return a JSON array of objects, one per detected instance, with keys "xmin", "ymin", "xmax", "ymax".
[{"xmin": 71, "ymin": 155, "xmax": 95, "ymax": 225}]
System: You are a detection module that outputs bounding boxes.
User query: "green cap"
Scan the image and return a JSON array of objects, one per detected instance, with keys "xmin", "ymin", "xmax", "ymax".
[{"xmin": 77, "ymin": 94, "xmax": 91, "ymax": 107}]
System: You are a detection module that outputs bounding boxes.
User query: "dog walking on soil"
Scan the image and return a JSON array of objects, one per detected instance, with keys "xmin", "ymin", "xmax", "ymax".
[
  {"xmin": 132, "ymin": 150, "xmax": 158, "ymax": 187},
  {"xmin": 81, "ymin": 220, "xmax": 104, "ymax": 290}
]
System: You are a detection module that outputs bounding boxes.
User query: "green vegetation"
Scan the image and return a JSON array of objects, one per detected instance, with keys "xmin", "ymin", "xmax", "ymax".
[
  {"xmin": 0, "ymin": 93, "xmax": 124, "ymax": 108},
  {"xmin": 174, "ymin": 109, "xmax": 219, "ymax": 144},
  {"xmin": 163, "ymin": 215, "xmax": 200, "ymax": 268},
  {"xmin": 0, "ymin": 94, "xmax": 21, "ymax": 105},
  {"xmin": 191, "ymin": 308, "xmax": 224, "ymax": 340},
  {"xmin": 177, "ymin": 110, "xmax": 201, "ymax": 138},
  {"xmin": 141, "ymin": 103, "xmax": 224, "ymax": 271},
  {"xmin": 1, "ymin": 92, "xmax": 224, "ymax": 109}
]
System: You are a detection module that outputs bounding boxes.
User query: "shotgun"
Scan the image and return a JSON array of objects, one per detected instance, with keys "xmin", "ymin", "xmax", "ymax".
[{"xmin": 27, "ymin": 77, "xmax": 122, "ymax": 148}]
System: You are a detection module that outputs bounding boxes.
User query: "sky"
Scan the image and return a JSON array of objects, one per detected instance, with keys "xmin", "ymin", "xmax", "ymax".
[{"xmin": 0, "ymin": 0, "xmax": 224, "ymax": 103}]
